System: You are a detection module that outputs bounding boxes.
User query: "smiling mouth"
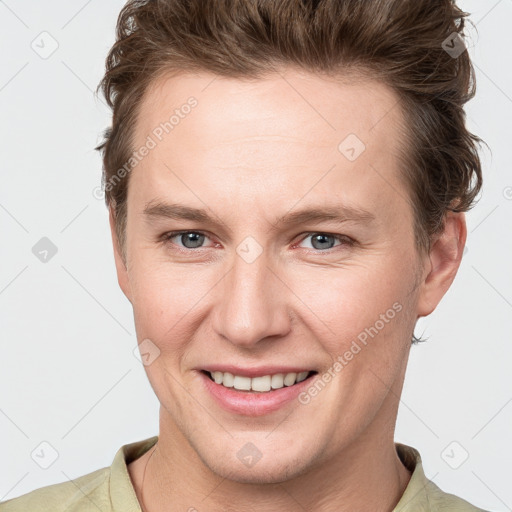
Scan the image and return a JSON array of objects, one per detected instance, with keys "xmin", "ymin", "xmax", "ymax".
[{"xmin": 201, "ymin": 370, "xmax": 317, "ymax": 393}]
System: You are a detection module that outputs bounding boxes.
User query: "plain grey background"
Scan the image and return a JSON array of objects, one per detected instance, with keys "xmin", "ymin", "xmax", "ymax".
[{"xmin": 1, "ymin": 1, "xmax": 511, "ymax": 510}]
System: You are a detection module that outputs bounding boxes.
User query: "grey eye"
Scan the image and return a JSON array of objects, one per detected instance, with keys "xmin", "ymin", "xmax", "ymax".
[
  {"xmin": 297, "ymin": 233, "xmax": 352, "ymax": 251},
  {"xmin": 175, "ymin": 232, "xmax": 206, "ymax": 249},
  {"xmin": 309, "ymin": 234, "xmax": 337, "ymax": 250}
]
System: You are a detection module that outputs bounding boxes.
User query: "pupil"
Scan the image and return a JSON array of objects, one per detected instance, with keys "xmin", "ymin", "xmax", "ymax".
[
  {"xmin": 312, "ymin": 234, "xmax": 334, "ymax": 250},
  {"xmin": 182, "ymin": 232, "xmax": 204, "ymax": 249}
]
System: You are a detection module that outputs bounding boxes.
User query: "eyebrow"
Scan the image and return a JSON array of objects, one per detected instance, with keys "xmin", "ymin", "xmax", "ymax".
[{"xmin": 143, "ymin": 200, "xmax": 376, "ymax": 231}]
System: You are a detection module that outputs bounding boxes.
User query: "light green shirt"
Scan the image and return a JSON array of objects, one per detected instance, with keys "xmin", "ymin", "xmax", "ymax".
[{"xmin": 0, "ymin": 437, "xmax": 488, "ymax": 511}]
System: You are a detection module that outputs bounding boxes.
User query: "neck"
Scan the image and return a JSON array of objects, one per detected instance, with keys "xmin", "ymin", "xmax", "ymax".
[{"xmin": 131, "ymin": 408, "xmax": 411, "ymax": 512}]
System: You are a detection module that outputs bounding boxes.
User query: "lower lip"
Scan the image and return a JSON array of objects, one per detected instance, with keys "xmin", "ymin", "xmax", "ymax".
[{"xmin": 199, "ymin": 371, "xmax": 316, "ymax": 416}]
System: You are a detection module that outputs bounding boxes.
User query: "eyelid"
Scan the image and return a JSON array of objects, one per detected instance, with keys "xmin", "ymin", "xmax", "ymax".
[
  {"xmin": 163, "ymin": 230, "xmax": 216, "ymax": 249},
  {"xmin": 293, "ymin": 232, "xmax": 355, "ymax": 250},
  {"xmin": 163, "ymin": 230, "xmax": 354, "ymax": 252}
]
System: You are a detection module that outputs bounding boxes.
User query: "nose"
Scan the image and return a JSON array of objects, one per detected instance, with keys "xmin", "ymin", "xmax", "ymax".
[{"xmin": 211, "ymin": 246, "xmax": 292, "ymax": 349}]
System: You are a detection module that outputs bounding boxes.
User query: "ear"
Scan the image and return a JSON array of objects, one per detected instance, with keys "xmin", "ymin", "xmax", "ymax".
[
  {"xmin": 416, "ymin": 211, "xmax": 467, "ymax": 318},
  {"xmin": 109, "ymin": 206, "xmax": 132, "ymax": 303}
]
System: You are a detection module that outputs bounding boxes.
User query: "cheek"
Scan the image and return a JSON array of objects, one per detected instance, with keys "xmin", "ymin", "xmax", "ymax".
[
  {"xmin": 287, "ymin": 255, "xmax": 414, "ymax": 352},
  {"xmin": 293, "ymin": 259, "xmax": 415, "ymax": 419},
  {"xmin": 127, "ymin": 255, "xmax": 215, "ymax": 352},
  {"xmin": 126, "ymin": 234, "xmax": 418, "ymax": 365}
]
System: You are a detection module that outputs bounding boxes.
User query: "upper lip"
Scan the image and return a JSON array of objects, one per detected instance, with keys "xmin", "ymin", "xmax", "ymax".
[{"xmin": 199, "ymin": 365, "xmax": 315, "ymax": 378}]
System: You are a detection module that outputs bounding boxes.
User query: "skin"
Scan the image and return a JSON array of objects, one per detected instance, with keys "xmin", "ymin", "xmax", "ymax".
[{"xmin": 110, "ymin": 67, "xmax": 467, "ymax": 511}]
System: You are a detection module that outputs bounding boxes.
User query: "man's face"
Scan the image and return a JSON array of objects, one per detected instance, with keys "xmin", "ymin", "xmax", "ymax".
[{"xmin": 115, "ymin": 68, "xmax": 429, "ymax": 482}]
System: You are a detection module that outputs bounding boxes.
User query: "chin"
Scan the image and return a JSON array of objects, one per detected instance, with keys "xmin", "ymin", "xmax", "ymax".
[
  {"xmin": 198, "ymin": 447, "xmax": 317, "ymax": 485},
  {"xmin": 215, "ymin": 461, "xmax": 306, "ymax": 485}
]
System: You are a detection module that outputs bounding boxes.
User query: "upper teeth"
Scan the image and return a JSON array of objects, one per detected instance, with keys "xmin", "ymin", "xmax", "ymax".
[{"xmin": 209, "ymin": 371, "xmax": 310, "ymax": 392}]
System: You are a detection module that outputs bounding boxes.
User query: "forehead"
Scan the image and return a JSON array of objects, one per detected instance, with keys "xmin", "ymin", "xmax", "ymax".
[
  {"xmin": 137, "ymin": 67, "xmax": 403, "ymax": 147},
  {"xmin": 131, "ymin": 68, "xmax": 409, "ymax": 225}
]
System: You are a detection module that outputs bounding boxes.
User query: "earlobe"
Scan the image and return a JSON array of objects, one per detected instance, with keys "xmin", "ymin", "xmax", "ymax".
[
  {"xmin": 108, "ymin": 206, "xmax": 132, "ymax": 303},
  {"xmin": 416, "ymin": 212, "xmax": 467, "ymax": 318}
]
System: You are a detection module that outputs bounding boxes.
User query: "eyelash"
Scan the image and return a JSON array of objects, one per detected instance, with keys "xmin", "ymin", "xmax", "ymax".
[{"xmin": 162, "ymin": 230, "xmax": 355, "ymax": 253}]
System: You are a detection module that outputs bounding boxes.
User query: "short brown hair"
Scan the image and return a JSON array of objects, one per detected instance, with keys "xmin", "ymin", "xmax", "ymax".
[{"xmin": 96, "ymin": 0, "xmax": 483, "ymax": 263}]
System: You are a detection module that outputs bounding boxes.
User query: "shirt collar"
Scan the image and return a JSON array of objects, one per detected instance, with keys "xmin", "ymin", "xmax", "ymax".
[
  {"xmin": 110, "ymin": 435, "xmax": 158, "ymax": 511},
  {"xmin": 109, "ymin": 437, "xmax": 432, "ymax": 511},
  {"xmin": 392, "ymin": 442, "xmax": 436, "ymax": 511}
]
